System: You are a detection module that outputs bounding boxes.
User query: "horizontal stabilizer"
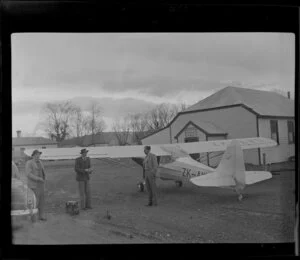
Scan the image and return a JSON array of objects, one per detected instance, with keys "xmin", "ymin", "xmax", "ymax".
[
  {"xmin": 245, "ymin": 171, "xmax": 272, "ymax": 185},
  {"xmin": 190, "ymin": 170, "xmax": 273, "ymax": 187},
  {"xmin": 190, "ymin": 172, "xmax": 235, "ymax": 187}
]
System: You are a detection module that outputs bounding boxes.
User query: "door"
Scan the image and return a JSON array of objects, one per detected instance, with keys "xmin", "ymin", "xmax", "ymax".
[{"xmin": 184, "ymin": 136, "xmax": 200, "ymax": 161}]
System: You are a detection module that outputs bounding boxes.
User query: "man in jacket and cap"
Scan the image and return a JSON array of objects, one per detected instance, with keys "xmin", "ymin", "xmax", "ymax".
[
  {"xmin": 25, "ymin": 149, "xmax": 46, "ymax": 221},
  {"xmin": 75, "ymin": 148, "xmax": 93, "ymax": 210},
  {"xmin": 143, "ymin": 146, "xmax": 158, "ymax": 206}
]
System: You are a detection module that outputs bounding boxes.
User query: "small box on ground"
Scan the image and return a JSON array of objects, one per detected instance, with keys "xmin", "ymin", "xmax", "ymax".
[{"xmin": 66, "ymin": 201, "xmax": 79, "ymax": 216}]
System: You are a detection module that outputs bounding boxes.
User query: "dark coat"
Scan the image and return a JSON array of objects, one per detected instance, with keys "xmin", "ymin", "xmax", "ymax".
[
  {"xmin": 143, "ymin": 152, "xmax": 158, "ymax": 176},
  {"xmin": 74, "ymin": 157, "xmax": 91, "ymax": 181}
]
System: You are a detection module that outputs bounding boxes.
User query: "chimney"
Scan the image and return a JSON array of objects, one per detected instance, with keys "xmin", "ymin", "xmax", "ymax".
[
  {"xmin": 17, "ymin": 130, "xmax": 21, "ymax": 138},
  {"xmin": 287, "ymin": 91, "xmax": 290, "ymax": 99}
]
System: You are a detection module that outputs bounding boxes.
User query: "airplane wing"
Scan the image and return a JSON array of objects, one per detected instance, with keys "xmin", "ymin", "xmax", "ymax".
[
  {"xmin": 23, "ymin": 145, "xmax": 170, "ymax": 160},
  {"xmin": 172, "ymin": 137, "xmax": 277, "ymax": 154},
  {"xmin": 23, "ymin": 137, "xmax": 276, "ymax": 160}
]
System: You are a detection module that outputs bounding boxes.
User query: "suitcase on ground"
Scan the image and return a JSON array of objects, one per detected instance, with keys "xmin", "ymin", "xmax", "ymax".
[{"xmin": 66, "ymin": 201, "xmax": 79, "ymax": 215}]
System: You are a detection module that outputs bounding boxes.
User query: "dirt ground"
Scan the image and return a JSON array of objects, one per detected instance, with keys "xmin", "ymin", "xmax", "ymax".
[{"xmin": 13, "ymin": 158, "xmax": 295, "ymax": 244}]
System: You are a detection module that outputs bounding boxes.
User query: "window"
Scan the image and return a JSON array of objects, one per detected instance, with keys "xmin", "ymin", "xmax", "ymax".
[
  {"xmin": 270, "ymin": 120, "xmax": 279, "ymax": 144},
  {"xmin": 185, "ymin": 126, "xmax": 197, "ymax": 138},
  {"xmin": 287, "ymin": 121, "xmax": 295, "ymax": 144}
]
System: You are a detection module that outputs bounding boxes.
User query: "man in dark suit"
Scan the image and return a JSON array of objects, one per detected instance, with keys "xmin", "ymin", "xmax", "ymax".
[
  {"xmin": 75, "ymin": 149, "xmax": 93, "ymax": 210},
  {"xmin": 143, "ymin": 146, "xmax": 158, "ymax": 206}
]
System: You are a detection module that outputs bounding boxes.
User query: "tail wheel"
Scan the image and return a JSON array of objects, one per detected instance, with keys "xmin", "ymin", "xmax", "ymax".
[
  {"xmin": 138, "ymin": 182, "xmax": 145, "ymax": 192},
  {"xmin": 175, "ymin": 181, "xmax": 183, "ymax": 187}
]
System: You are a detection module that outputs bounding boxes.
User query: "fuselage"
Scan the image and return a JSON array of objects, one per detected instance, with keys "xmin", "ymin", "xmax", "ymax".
[{"xmin": 156, "ymin": 157, "xmax": 215, "ymax": 182}]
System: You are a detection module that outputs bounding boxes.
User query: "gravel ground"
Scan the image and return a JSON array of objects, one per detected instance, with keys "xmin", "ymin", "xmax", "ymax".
[{"xmin": 13, "ymin": 158, "xmax": 295, "ymax": 244}]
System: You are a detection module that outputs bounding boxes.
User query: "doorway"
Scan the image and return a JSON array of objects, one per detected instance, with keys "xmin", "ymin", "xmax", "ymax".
[{"xmin": 184, "ymin": 137, "xmax": 200, "ymax": 161}]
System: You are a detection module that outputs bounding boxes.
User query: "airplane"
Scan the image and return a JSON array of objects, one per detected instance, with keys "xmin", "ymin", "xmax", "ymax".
[{"xmin": 24, "ymin": 137, "xmax": 277, "ymax": 201}]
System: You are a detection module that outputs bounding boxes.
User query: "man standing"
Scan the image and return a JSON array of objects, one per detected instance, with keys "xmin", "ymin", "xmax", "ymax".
[
  {"xmin": 75, "ymin": 149, "xmax": 93, "ymax": 210},
  {"xmin": 25, "ymin": 149, "xmax": 46, "ymax": 221},
  {"xmin": 143, "ymin": 146, "xmax": 158, "ymax": 206}
]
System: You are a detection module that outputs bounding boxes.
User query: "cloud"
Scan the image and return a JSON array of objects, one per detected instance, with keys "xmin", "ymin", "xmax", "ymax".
[
  {"xmin": 11, "ymin": 33, "xmax": 295, "ymax": 136},
  {"xmin": 70, "ymin": 96, "xmax": 157, "ymax": 118},
  {"xmin": 12, "ymin": 33, "xmax": 294, "ymax": 100},
  {"xmin": 116, "ymin": 33, "xmax": 295, "ymax": 76},
  {"xmin": 12, "ymin": 100, "xmax": 45, "ymax": 115}
]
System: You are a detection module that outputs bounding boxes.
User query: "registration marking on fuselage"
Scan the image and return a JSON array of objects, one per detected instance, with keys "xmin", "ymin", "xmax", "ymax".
[{"xmin": 182, "ymin": 167, "xmax": 208, "ymax": 179}]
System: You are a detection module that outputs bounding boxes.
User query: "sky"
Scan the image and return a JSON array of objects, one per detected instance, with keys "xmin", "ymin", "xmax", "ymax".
[{"xmin": 12, "ymin": 33, "xmax": 295, "ymax": 137}]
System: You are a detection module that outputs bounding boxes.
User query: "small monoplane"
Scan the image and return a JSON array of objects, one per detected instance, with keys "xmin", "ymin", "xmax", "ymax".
[{"xmin": 24, "ymin": 137, "xmax": 276, "ymax": 201}]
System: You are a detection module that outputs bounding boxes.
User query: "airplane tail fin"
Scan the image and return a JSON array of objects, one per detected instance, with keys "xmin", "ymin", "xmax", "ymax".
[
  {"xmin": 190, "ymin": 140, "xmax": 272, "ymax": 189},
  {"xmin": 215, "ymin": 139, "xmax": 246, "ymax": 190}
]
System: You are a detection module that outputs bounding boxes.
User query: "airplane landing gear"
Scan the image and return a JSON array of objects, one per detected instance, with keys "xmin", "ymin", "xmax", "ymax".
[
  {"xmin": 175, "ymin": 181, "xmax": 183, "ymax": 187},
  {"xmin": 138, "ymin": 182, "xmax": 145, "ymax": 192}
]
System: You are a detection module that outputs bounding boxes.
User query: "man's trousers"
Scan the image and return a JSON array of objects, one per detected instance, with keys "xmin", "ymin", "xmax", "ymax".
[
  {"xmin": 78, "ymin": 180, "xmax": 91, "ymax": 209},
  {"xmin": 145, "ymin": 171, "xmax": 157, "ymax": 205}
]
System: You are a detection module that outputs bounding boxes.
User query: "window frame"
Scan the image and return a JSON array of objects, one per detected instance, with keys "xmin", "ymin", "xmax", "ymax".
[
  {"xmin": 287, "ymin": 120, "xmax": 295, "ymax": 144},
  {"xmin": 270, "ymin": 120, "xmax": 279, "ymax": 145}
]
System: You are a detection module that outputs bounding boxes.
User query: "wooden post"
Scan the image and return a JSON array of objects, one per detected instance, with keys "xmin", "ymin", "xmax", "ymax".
[
  {"xmin": 206, "ymin": 135, "xmax": 209, "ymax": 166},
  {"xmin": 263, "ymin": 153, "xmax": 267, "ymax": 171}
]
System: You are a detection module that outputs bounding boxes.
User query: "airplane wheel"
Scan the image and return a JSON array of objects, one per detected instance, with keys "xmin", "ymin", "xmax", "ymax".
[
  {"xmin": 175, "ymin": 181, "xmax": 183, "ymax": 187},
  {"xmin": 138, "ymin": 182, "xmax": 144, "ymax": 192}
]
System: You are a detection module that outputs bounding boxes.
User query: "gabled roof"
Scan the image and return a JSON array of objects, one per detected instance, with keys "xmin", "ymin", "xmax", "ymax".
[
  {"xmin": 185, "ymin": 86, "xmax": 294, "ymax": 117},
  {"xmin": 141, "ymin": 86, "xmax": 294, "ymax": 141},
  {"xmin": 12, "ymin": 137, "xmax": 57, "ymax": 146},
  {"xmin": 174, "ymin": 120, "xmax": 227, "ymax": 139}
]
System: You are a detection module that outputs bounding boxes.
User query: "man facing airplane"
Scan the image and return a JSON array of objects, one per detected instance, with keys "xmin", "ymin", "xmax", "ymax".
[
  {"xmin": 75, "ymin": 149, "xmax": 93, "ymax": 210},
  {"xmin": 143, "ymin": 146, "xmax": 158, "ymax": 206}
]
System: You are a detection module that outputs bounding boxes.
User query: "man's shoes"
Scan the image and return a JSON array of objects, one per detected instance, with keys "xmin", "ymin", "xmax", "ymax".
[
  {"xmin": 145, "ymin": 203, "xmax": 152, "ymax": 207},
  {"xmin": 152, "ymin": 203, "xmax": 158, "ymax": 206},
  {"xmin": 39, "ymin": 217, "xmax": 47, "ymax": 221}
]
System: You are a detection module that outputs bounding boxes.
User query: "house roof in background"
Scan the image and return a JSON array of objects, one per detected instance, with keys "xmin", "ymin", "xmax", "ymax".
[
  {"xmin": 185, "ymin": 86, "xmax": 294, "ymax": 117},
  {"xmin": 13, "ymin": 137, "xmax": 57, "ymax": 146}
]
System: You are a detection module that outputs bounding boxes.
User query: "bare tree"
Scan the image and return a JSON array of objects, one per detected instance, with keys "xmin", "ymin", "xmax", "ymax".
[
  {"xmin": 85, "ymin": 102, "xmax": 106, "ymax": 146},
  {"xmin": 72, "ymin": 105, "xmax": 86, "ymax": 138},
  {"xmin": 39, "ymin": 101, "xmax": 77, "ymax": 143},
  {"xmin": 125, "ymin": 103, "xmax": 187, "ymax": 143},
  {"xmin": 128, "ymin": 113, "xmax": 149, "ymax": 144},
  {"xmin": 112, "ymin": 117, "xmax": 131, "ymax": 146},
  {"xmin": 145, "ymin": 103, "xmax": 186, "ymax": 131}
]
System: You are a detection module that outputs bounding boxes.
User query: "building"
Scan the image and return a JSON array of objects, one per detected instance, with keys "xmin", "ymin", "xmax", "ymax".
[
  {"xmin": 141, "ymin": 86, "xmax": 295, "ymax": 166},
  {"xmin": 12, "ymin": 130, "xmax": 58, "ymax": 159}
]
